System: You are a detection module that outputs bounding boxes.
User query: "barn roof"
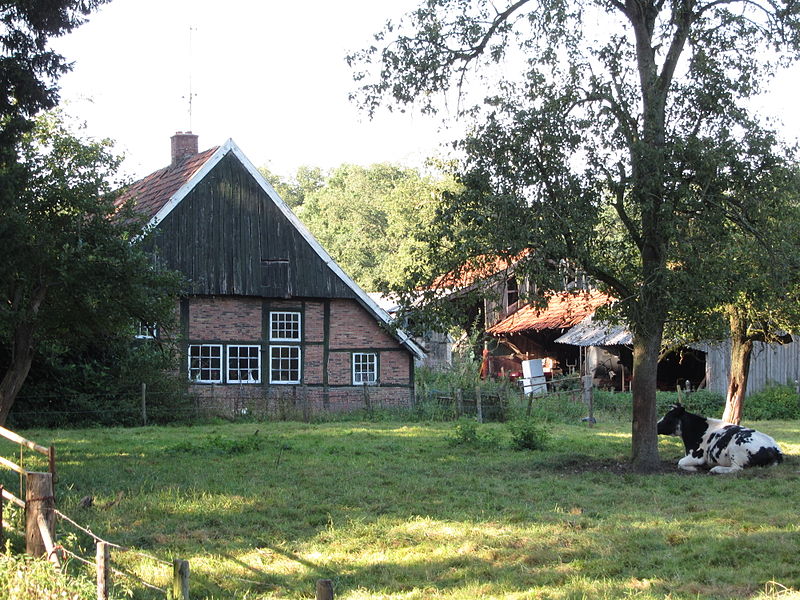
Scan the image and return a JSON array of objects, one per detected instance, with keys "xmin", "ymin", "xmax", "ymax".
[
  {"xmin": 487, "ymin": 290, "xmax": 611, "ymax": 335},
  {"xmin": 117, "ymin": 138, "xmax": 425, "ymax": 360},
  {"xmin": 554, "ymin": 316, "xmax": 632, "ymax": 346},
  {"xmin": 432, "ymin": 252, "xmax": 529, "ymax": 291}
]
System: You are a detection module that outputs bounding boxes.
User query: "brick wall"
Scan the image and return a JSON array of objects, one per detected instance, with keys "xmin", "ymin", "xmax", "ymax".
[
  {"xmin": 189, "ymin": 296, "xmax": 261, "ymax": 341},
  {"xmin": 184, "ymin": 296, "xmax": 414, "ymax": 412},
  {"xmin": 329, "ymin": 299, "xmax": 398, "ymax": 348}
]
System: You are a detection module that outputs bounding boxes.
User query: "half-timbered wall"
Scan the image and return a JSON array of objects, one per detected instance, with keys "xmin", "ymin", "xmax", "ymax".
[{"xmin": 182, "ymin": 296, "xmax": 414, "ymax": 415}]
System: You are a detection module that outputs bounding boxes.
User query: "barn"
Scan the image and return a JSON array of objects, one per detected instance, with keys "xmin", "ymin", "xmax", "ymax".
[{"xmin": 116, "ymin": 132, "xmax": 424, "ymax": 416}]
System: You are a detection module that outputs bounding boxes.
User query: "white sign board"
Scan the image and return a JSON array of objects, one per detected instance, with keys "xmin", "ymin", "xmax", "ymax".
[{"xmin": 522, "ymin": 359, "xmax": 547, "ymax": 396}]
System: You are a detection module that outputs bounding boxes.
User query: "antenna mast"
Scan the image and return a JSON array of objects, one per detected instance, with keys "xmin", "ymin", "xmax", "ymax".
[{"xmin": 187, "ymin": 25, "xmax": 197, "ymax": 131}]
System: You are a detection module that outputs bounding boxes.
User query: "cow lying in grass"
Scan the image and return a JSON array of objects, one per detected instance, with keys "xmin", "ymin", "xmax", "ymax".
[{"xmin": 657, "ymin": 403, "xmax": 783, "ymax": 474}]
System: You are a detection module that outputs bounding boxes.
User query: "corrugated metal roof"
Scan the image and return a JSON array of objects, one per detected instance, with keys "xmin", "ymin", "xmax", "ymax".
[
  {"xmin": 554, "ymin": 317, "xmax": 632, "ymax": 346},
  {"xmin": 487, "ymin": 290, "xmax": 611, "ymax": 335}
]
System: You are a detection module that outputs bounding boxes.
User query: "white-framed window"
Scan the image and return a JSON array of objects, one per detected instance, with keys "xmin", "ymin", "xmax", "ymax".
[
  {"xmin": 135, "ymin": 321, "xmax": 158, "ymax": 339},
  {"xmin": 227, "ymin": 345, "xmax": 261, "ymax": 384},
  {"xmin": 353, "ymin": 352, "xmax": 378, "ymax": 385},
  {"xmin": 270, "ymin": 311, "xmax": 301, "ymax": 341},
  {"xmin": 269, "ymin": 345, "xmax": 301, "ymax": 384},
  {"xmin": 188, "ymin": 344, "xmax": 223, "ymax": 383}
]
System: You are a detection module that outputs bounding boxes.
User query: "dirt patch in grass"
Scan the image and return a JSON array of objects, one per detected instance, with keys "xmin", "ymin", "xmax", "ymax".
[{"xmin": 541, "ymin": 454, "xmax": 696, "ymax": 475}]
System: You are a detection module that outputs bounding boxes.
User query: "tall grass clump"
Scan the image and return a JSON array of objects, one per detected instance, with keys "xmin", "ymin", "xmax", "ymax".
[
  {"xmin": 0, "ymin": 552, "xmax": 96, "ymax": 600},
  {"xmin": 507, "ymin": 417, "xmax": 550, "ymax": 450}
]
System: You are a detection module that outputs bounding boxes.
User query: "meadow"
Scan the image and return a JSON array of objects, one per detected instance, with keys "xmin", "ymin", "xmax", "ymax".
[{"xmin": 1, "ymin": 414, "xmax": 799, "ymax": 599}]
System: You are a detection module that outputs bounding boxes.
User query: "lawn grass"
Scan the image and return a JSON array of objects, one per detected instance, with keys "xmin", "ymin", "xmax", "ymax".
[{"xmin": 2, "ymin": 418, "xmax": 799, "ymax": 599}]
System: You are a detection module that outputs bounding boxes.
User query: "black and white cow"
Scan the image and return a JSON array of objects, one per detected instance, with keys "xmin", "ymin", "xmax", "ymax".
[{"xmin": 657, "ymin": 403, "xmax": 783, "ymax": 474}]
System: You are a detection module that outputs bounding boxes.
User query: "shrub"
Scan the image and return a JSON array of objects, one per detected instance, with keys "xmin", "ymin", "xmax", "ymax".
[
  {"xmin": 508, "ymin": 418, "xmax": 550, "ymax": 450},
  {"xmin": 448, "ymin": 417, "xmax": 500, "ymax": 448},
  {"xmin": 745, "ymin": 384, "xmax": 800, "ymax": 420},
  {"xmin": 593, "ymin": 389, "xmax": 725, "ymax": 421}
]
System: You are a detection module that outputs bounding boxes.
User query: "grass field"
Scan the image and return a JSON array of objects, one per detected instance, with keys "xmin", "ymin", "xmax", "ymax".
[{"xmin": 2, "ymin": 417, "xmax": 800, "ymax": 599}]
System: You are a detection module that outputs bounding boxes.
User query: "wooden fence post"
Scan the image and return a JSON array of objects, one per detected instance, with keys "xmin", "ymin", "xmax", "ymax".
[
  {"xmin": 475, "ymin": 387, "xmax": 483, "ymax": 423},
  {"xmin": 25, "ymin": 471, "xmax": 55, "ymax": 558},
  {"xmin": 582, "ymin": 375, "xmax": 595, "ymax": 426},
  {"xmin": 173, "ymin": 558, "xmax": 190, "ymax": 600},
  {"xmin": 96, "ymin": 541, "xmax": 110, "ymax": 600},
  {"xmin": 316, "ymin": 578, "xmax": 334, "ymax": 600},
  {"xmin": 455, "ymin": 389, "xmax": 464, "ymax": 418},
  {"xmin": 48, "ymin": 445, "xmax": 58, "ymax": 484}
]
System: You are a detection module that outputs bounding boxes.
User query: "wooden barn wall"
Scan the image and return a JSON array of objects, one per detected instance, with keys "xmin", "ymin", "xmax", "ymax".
[
  {"xmin": 703, "ymin": 337, "xmax": 800, "ymax": 397},
  {"xmin": 150, "ymin": 154, "xmax": 359, "ymax": 300}
]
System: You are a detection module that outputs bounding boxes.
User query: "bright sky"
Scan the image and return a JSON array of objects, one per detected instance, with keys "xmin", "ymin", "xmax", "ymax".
[
  {"xmin": 52, "ymin": 0, "xmax": 800, "ymax": 182},
  {"xmin": 51, "ymin": 0, "xmax": 453, "ymax": 180}
]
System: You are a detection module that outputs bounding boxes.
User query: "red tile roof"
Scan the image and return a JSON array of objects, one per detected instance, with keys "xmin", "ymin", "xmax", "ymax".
[
  {"xmin": 433, "ymin": 252, "xmax": 529, "ymax": 290},
  {"xmin": 114, "ymin": 147, "xmax": 219, "ymax": 220},
  {"xmin": 487, "ymin": 290, "xmax": 612, "ymax": 335}
]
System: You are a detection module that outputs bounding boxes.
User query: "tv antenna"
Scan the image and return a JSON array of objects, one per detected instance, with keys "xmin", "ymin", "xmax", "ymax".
[{"xmin": 183, "ymin": 25, "xmax": 198, "ymax": 131}]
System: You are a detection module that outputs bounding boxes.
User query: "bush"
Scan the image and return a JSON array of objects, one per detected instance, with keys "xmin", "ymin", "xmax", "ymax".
[
  {"xmin": 745, "ymin": 384, "xmax": 800, "ymax": 420},
  {"xmin": 448, "ymin": 417, "xmax": 500, "ymax": 448},
  {"xmin": 508, "ymin": 418, "xmax": 550, "ymax": 450},
  {"xmin": 593, "ymin": 389, "xmax": 726, "ymax": 421}
]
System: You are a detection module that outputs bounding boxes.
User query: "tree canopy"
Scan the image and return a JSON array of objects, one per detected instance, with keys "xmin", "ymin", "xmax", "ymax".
[
  {"xmin": 349, "ymin": 0, "xmax": 800, "ymax": 470},
  {"xmin": 261, "ymin": 162, "xmax": 459, "ymax": 292},
  {"xmin": 0, "ymin": 113, "xmax": 183, "ymax": 424}
]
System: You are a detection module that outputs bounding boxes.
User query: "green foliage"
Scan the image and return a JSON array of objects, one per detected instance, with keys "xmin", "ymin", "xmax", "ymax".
[
  {"xmin": 522, "ymin": 394, "xmax": 589, "ymax": 423},
  {"xmin": 507, "ymin": 417, "xmax": 551, "ymax": 450},
  {"xmin": 592, "ymin": 390, "xmax": 726, "ymax": 420},
  {"xmin": 0, "ymin": 112, "xmax": 184, "ymax": 423},
  {"xmin": 745, "ymin": 384, "xmax": 800, "ymax": 421},
  {"xmin": 262, "ymin": 162, "xmax": 459, "ymax": 292},
  {"xmin": 449, "ymin": 417, "xmax": 481, "ymax": 445},
  {"xmin": 9, "ymin": 337, "xmax": 191, "ymax": 428}
]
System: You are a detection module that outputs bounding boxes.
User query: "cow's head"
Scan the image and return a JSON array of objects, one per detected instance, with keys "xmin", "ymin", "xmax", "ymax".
[{"xmin": 657, "ymin": 403, "xmax": 686, "ymax": 436}]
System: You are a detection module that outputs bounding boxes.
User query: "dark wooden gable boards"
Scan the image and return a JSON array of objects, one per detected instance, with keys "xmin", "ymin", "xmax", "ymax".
[{"xmin": 150, "ymin": 152, "xmax": 359, "ymax": 300}]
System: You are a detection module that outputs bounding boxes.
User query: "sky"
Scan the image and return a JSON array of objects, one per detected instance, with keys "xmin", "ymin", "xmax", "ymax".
[
  {"xmin": 51, "ymin": 0, "xmax": 800, "ymax": 183},
  {"xmin": 51, "ymin": 0, "xmax": 454, "ymax": 180}
]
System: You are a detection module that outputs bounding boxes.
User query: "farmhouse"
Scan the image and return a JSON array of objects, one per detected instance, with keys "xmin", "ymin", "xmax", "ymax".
[{"xmin": 116, "ymin": 132, "xmax": 424, "ymax": 415}]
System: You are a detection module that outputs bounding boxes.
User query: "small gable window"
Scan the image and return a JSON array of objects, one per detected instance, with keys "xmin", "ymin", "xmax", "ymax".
[
  {"xmin": 353, "ymin": 352, "xmax": 378, "ymax": 385},
  {"xmin": 270, "ymin": 311, "xmax": 301, "ymax": 341},
  {"xmin": 227, "ymin": 345, "xmax": 261, "ymax": 384},
  {"xmin": 135, "ymin": 321, "xmax": 158, "ymax": 339},
  {"xmin": 188, "ymin": 344, "xmax": 223, "ymax": 383}
]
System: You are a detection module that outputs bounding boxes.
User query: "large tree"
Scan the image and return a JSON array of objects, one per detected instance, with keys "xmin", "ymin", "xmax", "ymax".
[
  {"xmin": 0, "ymin": 113, "xmax": 183, "ymax": 425},
  {"xmin": 350, "ymin": 0, "xmax": 800, "ymax": 470},
  {"xmin": 716, "ymin": 178, "xmax": 800, "ymax": 424}
]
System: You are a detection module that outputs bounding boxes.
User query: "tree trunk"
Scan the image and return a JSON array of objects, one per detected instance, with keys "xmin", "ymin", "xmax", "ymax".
[
  {"xmin": 722, "ymin": 310, "xmax": 753, "ymax": 425},
  {"xmin": 0, "ymin": 321, "xmax": 37, "ymax": 425},
  {"xmin": 630, "ymin": 328, "xmax": 663, "ymax": 472},
  {"xmin": 0, "ymin": 284, "xmax": 47, "ymax": 425}
]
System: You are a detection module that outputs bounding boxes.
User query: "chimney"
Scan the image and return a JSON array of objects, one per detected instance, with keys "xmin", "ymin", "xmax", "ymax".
[{"xmin": 170, "ymin": 131, "xmax": 198, "ymax": 166}]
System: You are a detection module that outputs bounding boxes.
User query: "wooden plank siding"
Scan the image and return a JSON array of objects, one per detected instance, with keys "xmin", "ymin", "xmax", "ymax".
[
  {"xmin": 702, "ymin": 337, "xmax": 800, "ymax": 397},
  {"xmin": 148, "ymin": 154, "xmax": 359, "ymax": 301}
]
